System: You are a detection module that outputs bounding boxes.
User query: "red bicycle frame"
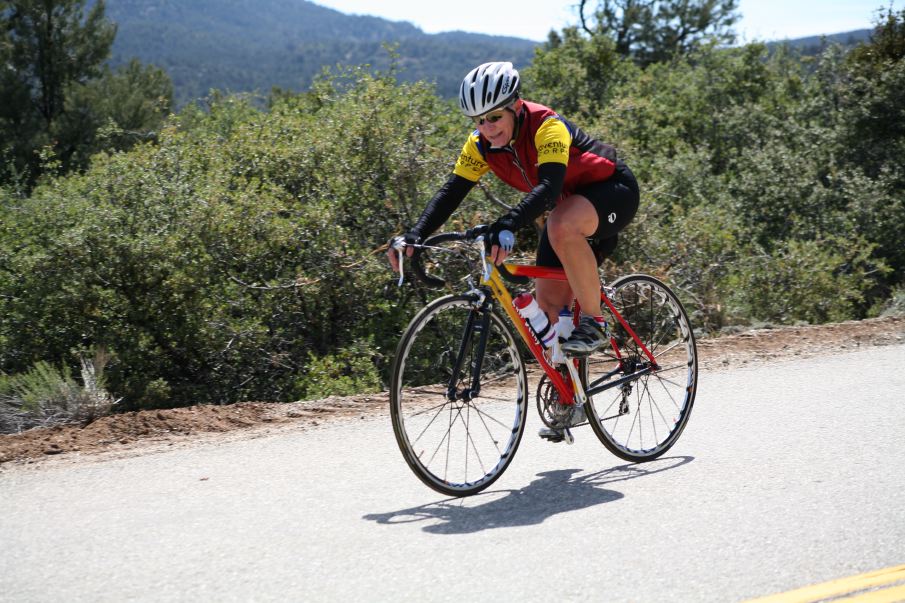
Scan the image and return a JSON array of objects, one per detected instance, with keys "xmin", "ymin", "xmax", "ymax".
[{"xmin": 501, "ymin": 263, "xmax": 660, "ymax": 405}]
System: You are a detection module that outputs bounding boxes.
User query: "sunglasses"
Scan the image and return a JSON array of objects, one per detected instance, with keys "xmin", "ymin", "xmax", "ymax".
[{"xmin": 472, "ymin": 110, "xmax": 507, "ymax": 126}]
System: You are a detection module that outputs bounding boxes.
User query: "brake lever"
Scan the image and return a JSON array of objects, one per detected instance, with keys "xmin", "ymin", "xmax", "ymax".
[
  {"xmin": 391, "ymin": 236, "xmax": 406, "ymax": 287},
  {"xmin": 477, "ymin": 235, "xmax": 491, "ymax": 282}
]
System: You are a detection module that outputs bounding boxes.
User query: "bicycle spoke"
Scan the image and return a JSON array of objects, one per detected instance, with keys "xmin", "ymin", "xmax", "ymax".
[
  {"xmin": 648, "ymin": 391, "xmax": 659, "ymax": 446},
  {"xmin": 411, "ymin": 402, "xmax": 452, "ymax": 446},
  {"xmin": 406, "ymin": 400, "xmax": 452, "ymax": 420},
  {"xmin": 654, "ymin": 375, "xmax": 683, "ymax": 413},
  {"xmin": 651, "ymin": 357, "xmax": 690, "ymax": 372},
  {"xmin": 463, "ymin": 408, "xmax": 492, "ymax": 473},
  {"xmin": 475, "ymin": 393, "xmax": 518, "ymax": 403},
  {"xmin": 469, "ymin": 401, "xmax": 516, "ymax": 430},
  {"xmin": 649, "ymin": 322, "xmax": 680, "ymax": 355},
  {"xmin": 649, "ymin": 383, "xmax": 673, "ymax": 426},
  {"xmin": 479, "ymin": 372, "xmax": 516, "ymax": 387},
  {"xmin": 625, "ymin": 397, "xmax": 640, "ymax": 448},
  {"xmin": 649, "ymin": 371, "xmax": 687, "ymax": 388},
  {"xmin": 423, "ymin": 410, "xmax": 455, "ymax": 469},
  {"xmin": 406, "ymin": 387, "xmax": 448, "ymax": 396}
]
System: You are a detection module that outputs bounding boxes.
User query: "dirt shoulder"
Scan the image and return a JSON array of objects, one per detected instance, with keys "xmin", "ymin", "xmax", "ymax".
[{"xmin": 2, "ymin": 316, "xmax": 903, "ymax": 468}]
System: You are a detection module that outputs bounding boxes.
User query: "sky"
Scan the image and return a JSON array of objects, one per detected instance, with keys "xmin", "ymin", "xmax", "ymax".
[{"xmin": 310, "ymin": 0, "xmax": 904, "ymax": 43}]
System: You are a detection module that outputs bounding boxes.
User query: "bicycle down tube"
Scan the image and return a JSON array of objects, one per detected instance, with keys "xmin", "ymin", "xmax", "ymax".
[{"xmin": 479, "ymin": 260, "xmax": 575, "ymax": 405}]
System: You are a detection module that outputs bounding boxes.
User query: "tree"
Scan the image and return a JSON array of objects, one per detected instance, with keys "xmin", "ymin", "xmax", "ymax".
[
  {"xmin": 524, "ymin": 27, "xmax": 634, "ymax": 121},
  {"xmin": 847, "ymin": 7, "xmax": 905, "ymax": 70},
  {"xmin": 58, "ymin": 59, "xmax": 173, "ymax": 165},
  {"xmin": 578, "ymin": 0, "xmax": 739, "ymax": 65},
  {"xmin": 2, "ymin": 0, "xmax": 115, "ymax": 122},
  {"xmin": 0, "ymin": 0, "xmax": 171, "ymax": 189},
  {"xmin": 839, "ymin": 8, "xmax": 905, "ymax": 282},
  {"xmin": 1, "ymin": 0, "xmax": 114, "ymax": 185}
]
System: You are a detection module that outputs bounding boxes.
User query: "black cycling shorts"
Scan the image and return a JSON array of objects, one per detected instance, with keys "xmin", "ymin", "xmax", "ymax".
[{"xmin": 535, "ymin": 162, "xmax": 639, "ymax": 268}]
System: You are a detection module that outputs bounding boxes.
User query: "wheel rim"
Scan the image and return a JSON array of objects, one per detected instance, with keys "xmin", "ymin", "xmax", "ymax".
[
  {"xmin": 392, "ymin": 298, "xmax": 527, "ymax": 494},
  {"xmin": 584, "ymin": 276, "xmax": 697, "ymax": 459}
]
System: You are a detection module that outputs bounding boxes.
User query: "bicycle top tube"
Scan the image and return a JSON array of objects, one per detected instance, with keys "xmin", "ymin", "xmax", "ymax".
[{"xmin": 503, "ymin": 264, "xmax": 568, "ymax": 282}]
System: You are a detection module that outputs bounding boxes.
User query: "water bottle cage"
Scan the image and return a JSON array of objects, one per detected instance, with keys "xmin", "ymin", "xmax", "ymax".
[{"xmin": 531, "ymin": 320, "xmax": 553, "ymax": 343}]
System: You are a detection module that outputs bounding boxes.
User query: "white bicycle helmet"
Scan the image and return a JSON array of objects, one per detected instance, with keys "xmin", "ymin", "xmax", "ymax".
[{"xmin": 458, "ymin": 61, "xmax": 520, "ymax": 117}]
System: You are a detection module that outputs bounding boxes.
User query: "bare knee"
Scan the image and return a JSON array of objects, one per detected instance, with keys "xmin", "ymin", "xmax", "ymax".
[
  {"xmin": 545, "ymin": 213, "xmax": 583, "ymax": 249},
  {"xmin": 548, "ymin": 202, "xmax": 599, "ymax": 252}
]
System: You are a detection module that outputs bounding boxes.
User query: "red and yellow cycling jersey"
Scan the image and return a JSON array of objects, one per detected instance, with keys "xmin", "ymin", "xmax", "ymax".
[{"xmin": 452, "ymin": 101, "xmax": 617, "ymax": 199}]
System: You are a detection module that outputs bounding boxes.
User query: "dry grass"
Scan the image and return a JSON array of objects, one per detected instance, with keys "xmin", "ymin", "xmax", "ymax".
[{"xmin": 0, "ymin": 352, "xmax": 118, "ymax": 434}]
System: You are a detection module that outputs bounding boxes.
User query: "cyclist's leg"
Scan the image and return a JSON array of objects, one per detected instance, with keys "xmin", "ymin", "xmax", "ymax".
[
  {"xmin": 534, "ymin": 222, "xmax": 617, "ymax": 320},
  {"xmin": 534, "ymin": 227, "xmax": 574, "ymax": 321},
  {"xmin": 563, "ymin": 164, "xmax": 640, "ymax": 298},
  {"xmin": 544, "ymin": 195, "xmax": 602, "ymax": 316},
  {"xmin": 554, "ymin": 167, "xmax": 639, "ymax": 355},
  {"xmin": 536, "ymin": 163, "xmax": 639, "ymax": 318}
]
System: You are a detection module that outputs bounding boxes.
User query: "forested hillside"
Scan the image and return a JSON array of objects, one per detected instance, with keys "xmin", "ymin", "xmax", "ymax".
[
  {"xmin": 100, "ymin": 0, "xmax": 871, "ymax": 106},
  {"xmin": 103, "ymin": 0, "xmax": 537, "ymax": 104},
  {"xmin": 2, "ymin": 1, "xmax": 903, "ymax": 430}
]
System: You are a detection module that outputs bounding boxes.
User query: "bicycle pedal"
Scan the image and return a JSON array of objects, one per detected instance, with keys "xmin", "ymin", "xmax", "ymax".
[
  {"xmin": 538, "ymin": 428, "xmax": 565, "ymax": 443},
  {"xmin": 538, "ymin": 427, "xmax": 575, "ymax": 444}
]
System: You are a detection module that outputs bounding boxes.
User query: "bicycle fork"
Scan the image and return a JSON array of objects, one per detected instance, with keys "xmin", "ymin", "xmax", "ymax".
[{"xmin": 445, "ymin": 300, "xmax": 493, "ymax": 402}]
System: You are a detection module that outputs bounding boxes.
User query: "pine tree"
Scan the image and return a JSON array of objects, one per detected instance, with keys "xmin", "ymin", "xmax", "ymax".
[
  {"xmin": 2, "ymin": 0, "xmax": 116, "ymax": 125},
  {"xmin": 1, "ymin": 0, "xmax": 171, "ymax": 190},
  {"xmin": 578, "ymin": 0, "xmax": 739, "ymax": 65}
]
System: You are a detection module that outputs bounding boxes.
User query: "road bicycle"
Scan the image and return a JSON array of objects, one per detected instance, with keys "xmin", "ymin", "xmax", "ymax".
[{"xmin": 389, "ymin": 225, "xmax": 697, "ymax": 496}]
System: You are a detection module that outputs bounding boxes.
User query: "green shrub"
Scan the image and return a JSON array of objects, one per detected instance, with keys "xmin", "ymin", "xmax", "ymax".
[
  {"xmin": 0, "ymin": 67, "xmax": 486, "ymax": 409},
  {"xmin": 874, "ymin": 286, "xmax": 905, "ymax": 317},
  {"xmin": 727, "ymin": 238, "xmax": 887, "ymax": 324},
  {"xmin": 293, "ymin": 342, "xmax": 383, "ymax": 399}
]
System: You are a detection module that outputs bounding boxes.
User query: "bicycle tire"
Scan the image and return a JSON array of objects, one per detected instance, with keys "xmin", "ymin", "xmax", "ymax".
[
  {"xmin": 390, "ymin": 294, "xmax": 528, "ymax": 496},
  {"xmin": 582, "ymin": 274, "xmax": 698, "ymax": 461}
]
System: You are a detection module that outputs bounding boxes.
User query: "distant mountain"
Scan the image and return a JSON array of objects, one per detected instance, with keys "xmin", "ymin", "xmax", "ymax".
[
  {"xmin": 766, "ymin": 28, "xmax": 872, "ymax": 54},
  {"xmin": 101, "ymin": 0, "xmax": 874, "ymax": 107},
  {"xmin": 103, "ymin": 0, "xmax": 538, "ymax": 105}
]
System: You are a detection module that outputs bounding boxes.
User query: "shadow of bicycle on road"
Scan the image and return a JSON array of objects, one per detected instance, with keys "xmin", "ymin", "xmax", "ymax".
[{"xmin": 363, "ymin": 456, "xmax": 693, "ymax": 535}]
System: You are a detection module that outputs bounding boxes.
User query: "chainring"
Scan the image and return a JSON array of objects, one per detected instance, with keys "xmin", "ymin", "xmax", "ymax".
[{"xmin": 536, "ymin": 371, "xmax": 576, "ymax": 429}]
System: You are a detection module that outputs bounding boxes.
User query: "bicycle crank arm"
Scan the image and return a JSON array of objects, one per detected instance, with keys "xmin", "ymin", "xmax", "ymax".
[{"xmin": 563, "ymin": 427, "xmax": 575, "ymax": 445}]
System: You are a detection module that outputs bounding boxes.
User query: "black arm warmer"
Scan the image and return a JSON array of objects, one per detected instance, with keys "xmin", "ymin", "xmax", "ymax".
[
  {"xmin": 411, "ymin": 174, "xmax": 476, "ymax": 238},
  {"xmin": 504, "ymin": 162, "xmax": 567, "ymax": 229}
]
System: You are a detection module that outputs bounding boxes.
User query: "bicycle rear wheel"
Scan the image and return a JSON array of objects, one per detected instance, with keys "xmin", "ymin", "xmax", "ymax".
[
  {"xmin": 583, "ymin": 274, "xmax": 698, "ymax": 461},
  {"xmin": 390, "ymin": 294, "xmax": 528, "ymax": 496}
]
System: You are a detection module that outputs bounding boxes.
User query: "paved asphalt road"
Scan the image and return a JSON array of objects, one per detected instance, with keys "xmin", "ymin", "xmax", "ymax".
[{"xmin": 2, "ymin": 344, "xmax": 904, "ymax": 602}]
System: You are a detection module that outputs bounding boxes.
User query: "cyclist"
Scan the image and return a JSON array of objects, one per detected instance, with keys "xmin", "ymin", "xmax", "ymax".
[{"xmin": 388, "ymin": 61, "xmax": 639, "ymax": 357}]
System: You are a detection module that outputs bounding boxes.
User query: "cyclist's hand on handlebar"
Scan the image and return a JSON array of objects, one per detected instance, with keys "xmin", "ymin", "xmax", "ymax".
[
  {"xmin": 488, "ymin": 218, "xmax": 516, "ymax": 266},
  {"xmin": 387, "ymin": 232, "xmax": 421, "ymax": 273}
]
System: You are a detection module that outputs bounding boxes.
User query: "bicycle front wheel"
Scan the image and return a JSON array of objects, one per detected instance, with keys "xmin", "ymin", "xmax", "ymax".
[
  {"xmin": 583, "ymin": 274, "xmax": 698, "ymax": 461},
  {"xmin": 390, "ymin": 294, "xmax": 528, "ymax": 497}
]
